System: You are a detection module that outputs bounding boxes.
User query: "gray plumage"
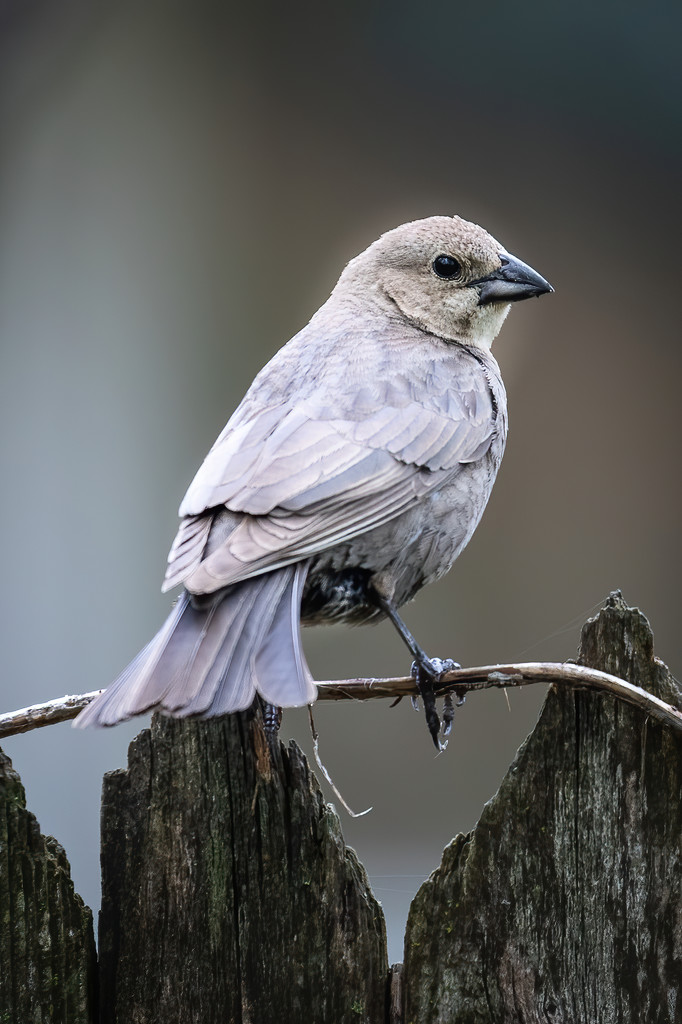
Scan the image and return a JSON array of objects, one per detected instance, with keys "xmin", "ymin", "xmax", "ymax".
[{"xmin": 76, "ymin": 215, "xmax": 551, "ymax": 729}]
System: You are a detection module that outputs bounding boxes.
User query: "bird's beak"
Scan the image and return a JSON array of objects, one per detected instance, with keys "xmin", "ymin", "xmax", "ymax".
[{"xmin": 472, "ymin": 253, "xmax": 554, "ymax": 306}]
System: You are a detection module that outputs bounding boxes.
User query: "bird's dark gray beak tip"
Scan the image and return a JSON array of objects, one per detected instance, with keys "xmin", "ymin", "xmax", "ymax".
[{"xmin": 473, "ymin": 254, "xmax": 554, "ymax": 306}]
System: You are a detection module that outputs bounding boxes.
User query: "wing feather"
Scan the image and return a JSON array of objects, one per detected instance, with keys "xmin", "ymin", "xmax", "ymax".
[{"xmin": 167, "ymin": 348, "xmax": 501, "ymax": 594}]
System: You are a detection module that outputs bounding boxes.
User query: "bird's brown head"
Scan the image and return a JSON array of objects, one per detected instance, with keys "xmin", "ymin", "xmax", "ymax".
[{"xmin": 333, "ymin": 215, "xmax": 553, "ymax": 349}]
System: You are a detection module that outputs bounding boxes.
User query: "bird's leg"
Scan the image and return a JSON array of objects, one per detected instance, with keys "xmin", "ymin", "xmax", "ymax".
[
  {"xmin": 260, "ymin": 699, "xmax": 283, "ymax": 735},
  {"xmin": 370, "ymin": 589, "xmax": 458, "ymax": 750}
]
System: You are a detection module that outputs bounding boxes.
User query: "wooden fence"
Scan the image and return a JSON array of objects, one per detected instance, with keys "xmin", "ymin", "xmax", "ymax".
[{"xmin": 1, "ymin": 592, "xmax": 680, "ymax": 1023}]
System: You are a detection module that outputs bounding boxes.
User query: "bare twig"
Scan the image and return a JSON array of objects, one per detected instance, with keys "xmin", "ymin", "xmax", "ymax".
[
  {"xmin": 1, "ymin": 662, "xmax": 680, "ymax": 740},
  {"xmin": 0, "ymin": 691, "xmax": 104, "ymax": 738},
  {"xmin": 307, "ymin": 706, "xmax": 372, "ymax": 818}
]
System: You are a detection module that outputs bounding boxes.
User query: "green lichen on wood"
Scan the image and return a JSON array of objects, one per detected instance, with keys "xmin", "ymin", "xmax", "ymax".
[
  {"xmin": 403, "ymin": 592, "xmax": 682, "ymax": 1024},
  {"xmin": 0, "ymin": 748, "xmax": 97, "ymax": 1023},
  {"xmin": 99, "ymin": 710, "xmax": 388, "ymax": 1024}
]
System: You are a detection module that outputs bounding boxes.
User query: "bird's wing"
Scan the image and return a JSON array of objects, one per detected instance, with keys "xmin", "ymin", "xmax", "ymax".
[{"xmin": 167, "ymin": 374, "xmax": 497, "ymax": 593}]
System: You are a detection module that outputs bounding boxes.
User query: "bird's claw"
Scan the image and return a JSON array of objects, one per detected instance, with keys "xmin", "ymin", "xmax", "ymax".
[
  {"xmin": 427, "ymin": 657, "xmax": 460, "ymax": 677},
  {"xmin": 442, "ymin": 693, "xmax": 455, "ymax": 736},
  {"xmin": 410, "ymin": 656, "xmax": 461, "ymax": 750},
  {"xmin": 410, "ymin": 657, "xmax": 460, "ymax": 682},
  {"xmin": 261, "ymin": 701, "xmax": 283, "ymax": 735}
]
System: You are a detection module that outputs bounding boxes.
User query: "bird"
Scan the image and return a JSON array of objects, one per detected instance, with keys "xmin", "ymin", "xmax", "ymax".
[{"xmin": 75, "ymin": 215, "xmax": 552, "ymax": 747}]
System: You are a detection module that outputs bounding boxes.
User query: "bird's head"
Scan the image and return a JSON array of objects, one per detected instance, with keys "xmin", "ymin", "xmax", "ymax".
[{"xmin": 335, "ymin": 215, "xmax": 553, "ymax": 349}]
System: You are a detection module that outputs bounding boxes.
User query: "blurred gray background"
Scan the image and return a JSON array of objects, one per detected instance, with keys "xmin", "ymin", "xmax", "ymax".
[{"xmin": 1, "ymin": 0, "xmax": 680, "ymax": 962}]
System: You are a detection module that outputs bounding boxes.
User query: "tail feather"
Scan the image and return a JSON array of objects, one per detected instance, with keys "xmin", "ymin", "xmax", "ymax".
[
  {"xmin": 74, "ymin": 564, "xmax": 316, "ymax": 728},
  {"xmin": 75, "ymin": 594, "xmax": 192, "ymax": 727},
  {"xmin": 206, "ymin": 562, "xmax": 315, "ymax": 715},
  {"xmin": 179, "ymin": 577, "xmax": 274, "ymax": 716},
  {"xmin": 151, "ymin": 587, "xmax": 259, "ymax": 713},
  {"xmin": 254, "ymin": 563, "xmax": 314, "ymax": 707}
]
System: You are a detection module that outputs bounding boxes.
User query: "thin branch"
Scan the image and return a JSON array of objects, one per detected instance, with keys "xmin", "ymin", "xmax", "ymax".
[
  {"xmin": 0, "ymin": 691, "xmax": 104, "ymax": 738},
  {"xmin": 316, "ymin": 662, "xmax": 682, "ymax": 733},
  {"xmin": 1, "ymin": 662, "xmax": 680, "ymax": 740}
]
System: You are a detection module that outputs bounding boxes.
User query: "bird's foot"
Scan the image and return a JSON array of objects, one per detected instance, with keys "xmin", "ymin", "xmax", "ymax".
[
  {"xmin": 411, "ymin": 657, "xmax": 460, "ymax": 750},
  {"xmin": 442, "ymin": 691, "xmax": 466, "ymax": 736},
  {"xmin": 261, "ymin": 701, "xmax": 283, "ymax": 735}
]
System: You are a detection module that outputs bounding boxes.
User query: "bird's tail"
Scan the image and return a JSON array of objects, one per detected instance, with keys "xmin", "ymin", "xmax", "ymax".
[{"xmin": 74, "ymin": 563, "xmax": 316, "ymax": 728}]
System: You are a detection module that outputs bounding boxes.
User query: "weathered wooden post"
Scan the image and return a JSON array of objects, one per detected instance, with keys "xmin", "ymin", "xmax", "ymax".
[
  {"xmin": 98, "ymin": 711, "xmax": 388, "ymax": 1024},
  {"xmin": 403, "ymin": 592, "xmax": 682, "ymax": 1023},
  {"xmin": 0, "ymin": 750, "xmax": 97, "ymax": 1022}
]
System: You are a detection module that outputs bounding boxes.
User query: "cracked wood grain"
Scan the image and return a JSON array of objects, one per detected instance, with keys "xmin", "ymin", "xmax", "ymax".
[{"xmin": 402, "ymin": 592, "xmax": 682, "ymax": 1024}]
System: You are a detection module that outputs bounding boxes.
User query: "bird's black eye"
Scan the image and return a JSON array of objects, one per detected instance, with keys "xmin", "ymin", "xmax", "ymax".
[{"xmin": 432, "ymin": 254, "xmax": 462, "ymax": 280}]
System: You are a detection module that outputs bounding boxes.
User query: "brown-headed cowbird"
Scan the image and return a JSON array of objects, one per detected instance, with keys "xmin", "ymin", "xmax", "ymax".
[{"xmin": 76, "ymin": 215, "xmax": 552, "ymax": 746}]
